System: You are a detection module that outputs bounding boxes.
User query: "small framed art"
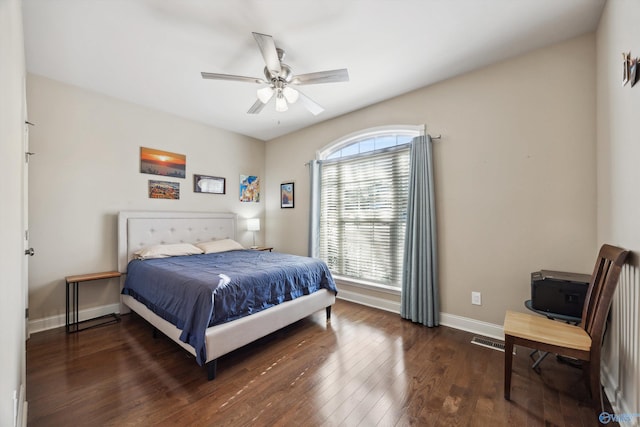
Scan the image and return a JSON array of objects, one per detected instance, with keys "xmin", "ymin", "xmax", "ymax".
[
  {"xmin": 240, "ymin": 175, "xmax": 260, "ymax": 202},
  {"xmin": 281, "ymin": 182, "xmax": 294, "ymax": 208},
  {"xmin": 194, "ymin": 174, "xmax": 225, "ymax": 194},
  {"xmin": 148, "ymin": 180, "xmax": 180, "ymax": 200}
]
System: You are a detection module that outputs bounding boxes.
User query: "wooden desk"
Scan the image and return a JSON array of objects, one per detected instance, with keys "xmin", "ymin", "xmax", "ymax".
[{"xmin": 65, "ymin": 271, "xmax": 121, "ymax": 333}]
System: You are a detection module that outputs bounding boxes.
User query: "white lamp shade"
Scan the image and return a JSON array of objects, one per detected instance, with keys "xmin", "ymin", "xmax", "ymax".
[
  {"xmin": 247, "ymin": 218, "xmax": 260, "ymax": 231},
  {"xmin": 282, "ymin": 86, "xmax": 299, "ymax": 103},
  {"xmin": 257, "ymin": 86, "xmax": 274, "ymax": 104},
  {"xmin": 275, "ymin": 93, "xmax": 288, "ymax": 112}
]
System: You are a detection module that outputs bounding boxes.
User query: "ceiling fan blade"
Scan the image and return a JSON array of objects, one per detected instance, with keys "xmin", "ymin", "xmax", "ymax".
[
  {"xmin": 297, "ymin": 90, "xmax": 324, "ymax": 116},
  {"xmin": 291, "ymin": 68, "xmax": 349, "ymax": 85},
  {"xmin": 201, "ymin": 72, "xmax": 265, "ymax": 84},
  {"xmin": 247, "ymin": 98, "xmax": 267, "ymax": 114},
  {"xmin": 252, "ymin": 32, "xmax": 282, "ymax": 76}
]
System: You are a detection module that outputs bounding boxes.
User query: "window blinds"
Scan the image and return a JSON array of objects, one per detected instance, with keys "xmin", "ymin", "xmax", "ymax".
[{"xmin": 319, "ymin": 146, "xmax": 410, "ymax": 287}]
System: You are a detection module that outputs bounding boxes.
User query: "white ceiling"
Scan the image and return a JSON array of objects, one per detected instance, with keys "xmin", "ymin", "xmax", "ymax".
[{"xmin": 22, "ymin": 0, "xmax": 605, "ymax": 141}]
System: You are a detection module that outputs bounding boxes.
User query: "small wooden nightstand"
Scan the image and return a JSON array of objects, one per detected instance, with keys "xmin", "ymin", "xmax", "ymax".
[
  {"xmin": 251, "ymin": 246, "xmax": 273, "ymax": 252},
  {"xmin": 65, "ymin": 271, "xmax": 121, "ymax": 333}
]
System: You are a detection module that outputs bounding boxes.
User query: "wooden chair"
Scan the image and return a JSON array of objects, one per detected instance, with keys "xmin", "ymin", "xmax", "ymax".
[{"xmin": 503, "ymin": 244, "xmax": 629, "ymax": 411}]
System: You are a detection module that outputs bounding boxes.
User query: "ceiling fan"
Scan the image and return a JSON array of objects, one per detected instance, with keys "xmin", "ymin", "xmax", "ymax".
[{"xmin": 201, "ymin": 32, "xmax": 349, "ymax": 115}]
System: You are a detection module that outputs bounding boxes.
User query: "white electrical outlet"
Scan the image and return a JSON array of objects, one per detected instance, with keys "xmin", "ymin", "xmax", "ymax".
[{"xmin": 471, "ymin": 291, "xmax": 482, "ymax": 305}]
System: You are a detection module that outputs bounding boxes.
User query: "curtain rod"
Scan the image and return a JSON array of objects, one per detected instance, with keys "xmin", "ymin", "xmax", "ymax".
[{"xmin": 422, "ymin": 124, "xmax": 441, "ymax": 140}]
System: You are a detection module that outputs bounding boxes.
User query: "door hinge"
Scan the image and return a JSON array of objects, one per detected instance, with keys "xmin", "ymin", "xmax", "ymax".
[
  {"xmin": 25, "ymin": 152, "xmax": 36, "ymax": 163},
  {"xmin": 25, "ymin": 308, "xmax": 29, "ymax": 319}
]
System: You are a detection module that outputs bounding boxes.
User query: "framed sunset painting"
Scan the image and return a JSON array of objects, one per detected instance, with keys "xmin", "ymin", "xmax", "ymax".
[{"xmin": 140, "ymin": 147, "xmax": 186, "ymax": 178}]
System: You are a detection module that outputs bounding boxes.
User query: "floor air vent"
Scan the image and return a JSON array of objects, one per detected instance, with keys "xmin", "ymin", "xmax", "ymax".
[{"xmin": 471, "ymin": 336, "xmax": 514, "ymax": 354}]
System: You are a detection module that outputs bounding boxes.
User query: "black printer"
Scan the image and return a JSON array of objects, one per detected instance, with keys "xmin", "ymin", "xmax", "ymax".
[{"xmin": 530, "ymin": 270, "xmax": 591, "ymax": 318}]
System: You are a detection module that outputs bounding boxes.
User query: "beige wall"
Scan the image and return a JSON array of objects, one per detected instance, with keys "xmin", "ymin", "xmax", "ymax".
[
  {"xmin": 596, "ymin": 3, "xmax": 640, "ymax": 245},
  {"xmin": 0, "ymin": 0, "xmax": 27, "ymax": 423},
  {"xmin": 27, "ymin": 75, "xmax": 265, "ymax": 324},
  {"xmin": 596, "ymin": 0, "xmax": 640, "ymax": 417},
  {"xmin": 266, "ymin": 34, "xmax": 597, "ymax": 325}
]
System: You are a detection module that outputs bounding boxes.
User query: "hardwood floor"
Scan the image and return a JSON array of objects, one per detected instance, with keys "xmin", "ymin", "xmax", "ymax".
[{"xmin": 27, "ymin": 300, "xmax": 611, "ymax": 426}]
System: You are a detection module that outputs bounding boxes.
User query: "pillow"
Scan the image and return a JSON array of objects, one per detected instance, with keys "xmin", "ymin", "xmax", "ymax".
[
  {"xmin": 133, "ymin": 243, "xmax": 203, "ymax": 260},
  {"xmin": 195, "ymin": 238, "xmax": 244, "ymax": 254}
]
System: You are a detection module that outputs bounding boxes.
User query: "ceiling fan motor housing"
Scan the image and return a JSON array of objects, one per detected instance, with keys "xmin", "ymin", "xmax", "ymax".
[{"xmin": 264, "ymin": 62, "xmax": 293, "ymax": 84}]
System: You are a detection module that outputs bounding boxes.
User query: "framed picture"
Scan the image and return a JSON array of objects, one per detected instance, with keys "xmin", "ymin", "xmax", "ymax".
[
  {"xmin": 148, "ymin": 180, "xmax": 180, "ymax": 200},
  {"xmin": 281, "ymin": 182, "xmax": 294, "ymax": 208},
  {"xmin": 240, "ymin": 175, "xmax": 260, "ymax": 202},
  {"xmin": 194, "ymin": 174, "xmax": 225, "ymax": 194},
  {"xmin": 140, "ymin": 147, "xmax": 186, "ymax": 178}
]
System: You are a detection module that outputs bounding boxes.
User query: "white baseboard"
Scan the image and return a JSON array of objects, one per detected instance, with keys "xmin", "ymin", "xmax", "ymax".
[
  {"xmin": 439, "ymin": 312, "xmax": 504, "ymax": 341},
  {"xmin": 337, "ymin": 289, "xmax": 401, "ymax": 314},
  {"xmin": 28, "ymin": 303, "xmax": 120, "ymax": 334},
  {"xmin": 33, "ymin": 295, "xmax": 504, "ymax": 342},
  {"xmin": 337, "ymin": 291, "xmax": 504, "ymax": 340}
]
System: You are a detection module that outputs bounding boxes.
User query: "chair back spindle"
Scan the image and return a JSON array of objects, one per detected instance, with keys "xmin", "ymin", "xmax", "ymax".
[{"xmin": 581, "ymin": 245, "xmax": 628, "ymax": 348}]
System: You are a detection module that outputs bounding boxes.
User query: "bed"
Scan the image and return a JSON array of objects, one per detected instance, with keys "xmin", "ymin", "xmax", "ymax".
[{"xmin": 117, "ymin": 210, "xmax": 337, "ymax": 380}]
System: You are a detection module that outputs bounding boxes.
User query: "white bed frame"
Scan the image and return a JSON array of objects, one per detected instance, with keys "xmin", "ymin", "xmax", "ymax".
[{"xmin": 117, "ymin": 211, "xmax": 335, "ymax": 380}]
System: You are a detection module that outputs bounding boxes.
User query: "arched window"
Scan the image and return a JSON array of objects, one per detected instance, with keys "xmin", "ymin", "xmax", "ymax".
[{"xmin": 315, "ymin": 125, "xmax": 422, "ymax": 290}]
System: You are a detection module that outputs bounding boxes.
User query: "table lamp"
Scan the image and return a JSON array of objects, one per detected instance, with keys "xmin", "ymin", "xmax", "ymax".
[{"xmin": 247, "ymin": 218, "xmax": 260, "ymax": 248}]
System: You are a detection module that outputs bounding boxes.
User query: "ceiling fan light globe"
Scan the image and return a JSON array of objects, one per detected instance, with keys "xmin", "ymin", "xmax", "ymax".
[
  {"xmin": 275, "ymin": 95, "xmax": 288, "ymax": 112},
  {"xmin": 257, "ymin": 86, "xmax": 274, "ymax": 104},
  {"xmin": 282, "ymin": 86, "xmax": 299, "ymax": 104}
]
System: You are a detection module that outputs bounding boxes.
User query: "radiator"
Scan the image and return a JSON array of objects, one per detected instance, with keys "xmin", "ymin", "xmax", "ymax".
[{"xmin": 603, "ymin": 264, "xmax": 640, "ymax": 427}]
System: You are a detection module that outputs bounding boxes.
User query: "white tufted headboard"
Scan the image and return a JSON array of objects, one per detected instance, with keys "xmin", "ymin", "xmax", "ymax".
[{"xmin": 117, "ymin": 211, "xmax": 237, "ymax": 273}]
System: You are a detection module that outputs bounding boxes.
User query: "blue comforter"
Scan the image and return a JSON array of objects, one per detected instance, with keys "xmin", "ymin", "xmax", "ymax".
[{"xmin": 122, "ymin": 250, "xmax": 337, "ymax": 365}]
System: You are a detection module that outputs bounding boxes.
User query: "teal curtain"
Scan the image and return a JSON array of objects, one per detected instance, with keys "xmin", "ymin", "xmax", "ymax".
[{"xmin": 401, "ymin": 135, "xmax": 439, "ymax": 326}]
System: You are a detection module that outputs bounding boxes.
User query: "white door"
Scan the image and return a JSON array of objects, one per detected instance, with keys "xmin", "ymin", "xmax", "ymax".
[
  {"xmin": 23, "ymin": 115, "xmax": 32, "ymax": 339},
  {"xmin": 1, "ymin": 4, "xmax": 29, "ymax": 424},
  {"xmin": 20, "ymin": 79, "xmax": 31, "ymax": 427}
]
